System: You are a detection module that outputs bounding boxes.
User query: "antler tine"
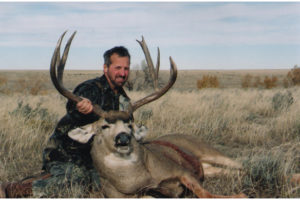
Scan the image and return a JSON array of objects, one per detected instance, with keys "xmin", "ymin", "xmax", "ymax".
[
  {"xmin": 136, "ymin": 36, "xmax": 159, "ymax": 90},
  {"xmin": 129, "ymin": 55, "xmax": 177, "ymax": 113},
  {"xmin": 156, "ymin": 47, "xmax": 160, "ymax": 81},
  {"xmin": 50, "ymin": 31, "xmax": 82, "ymax": 103},
  {"xmin": 57, "ymin": 31, "xmax": 77, "ymax": 83},
  {"xmin": 50, "ymin": 31, "xmax": 106, "ymax": 117},
  {"xmin": 50, "ymin": 31, "xmax": 66, "ymax": 79}
]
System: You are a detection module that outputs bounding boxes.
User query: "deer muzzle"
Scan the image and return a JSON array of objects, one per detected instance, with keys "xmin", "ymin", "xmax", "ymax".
[{"xmin": 115, "ymin": 132, "xmax": 132, "ymax": 147}]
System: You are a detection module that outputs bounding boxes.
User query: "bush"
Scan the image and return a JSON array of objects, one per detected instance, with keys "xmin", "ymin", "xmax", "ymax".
[
  {"xmin": 15, "ymin": 78, "xmax": 48, "ymax": 95},
  {"xmin": 272, "ymin": 91, "xmax": 293, "ymax": 111},
  {"xmin": 242, "ymin": 151, "xmax": 286, "ymax": 197},
  {"xmin": 263, "ymin": 76, "xmax": 278, "ymax": 89},
  {"xmin": 197, "ymin": 75, "xmax": 219, "ymax": 89},
  {"xmin": 283, "ymin": 77, "xmax": 289, "ymax": 88},
  {"xmin": 287, "ymin": 65, "xmax": 300, "ymax": 86},
  {"xmin": 0, "ymin": 76, "xmax": 7, "ymax": 86},
  {"xmin": 253, "ymin": 76, "xmax": 263, "ymax": 88},
  {"xmin": 10, "ymin": 101, "xmax": 58, "ymax": 132},
  {"xmin": 0, "ymin": 76, "xmax": 9, "ymax": 94},
  {"xmin": 241, "ymin": 74, "xmax": 252, "ymax": 88}
]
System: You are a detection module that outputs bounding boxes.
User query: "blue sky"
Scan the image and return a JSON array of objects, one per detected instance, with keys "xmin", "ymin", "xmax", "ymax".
[{"xmin": 0, "ymin": 2, "xmax": 300, "ymax": 70}]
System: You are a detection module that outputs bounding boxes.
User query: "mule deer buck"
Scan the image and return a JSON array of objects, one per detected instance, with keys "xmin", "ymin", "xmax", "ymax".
[{"xmin": 50, "ymin": 31, "xmax": 246, "ymax": 198}]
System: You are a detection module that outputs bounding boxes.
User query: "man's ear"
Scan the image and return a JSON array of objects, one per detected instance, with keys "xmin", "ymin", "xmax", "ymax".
[
  {"xmin": 68, "ymin": 125, "xmax": 95, "ymax": 144},
  {"xmin": 103, "ymin": 64, "xmax": 108, "ymax": 74}
]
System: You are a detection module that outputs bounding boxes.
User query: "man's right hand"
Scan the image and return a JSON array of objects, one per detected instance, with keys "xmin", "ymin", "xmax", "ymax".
[{"xmin": 76, "ymin": 97, "xmax": 93, "ymax": 114}]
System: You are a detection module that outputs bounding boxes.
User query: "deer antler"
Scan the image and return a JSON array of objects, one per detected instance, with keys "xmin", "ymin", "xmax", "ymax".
[
  {"xmin": 136, "ymin": 36, "xmax": 160, "ymax": 90},
  {"xmin": 129, "ymin": 36, "xmax": 177, "ymax": 113},
  {"xmin": 50, "ymin": 31, "xmax": 106, "ymax": 117},
  {"xmin": 50, "ymin": 32, "xmax": 177, "ymax": 117}
]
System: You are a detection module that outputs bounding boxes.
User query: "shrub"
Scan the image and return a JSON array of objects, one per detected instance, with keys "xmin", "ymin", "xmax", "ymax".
[
  {"xmin": 241, "ymin": 74, "xmax": 252, "ymax": 88},
  {"xmin": 263, "ymin": 76, "xmax": 277, "ymax": 89},
  {"xmin": 287, "ymin": 65, "xmax": 300, "ymax": 86},
  {"xmin": 14, "ymin": 78, "xmax": 48, "ymax": 95},
  {"xmin": 0, "ymin": 76, "xmax": 7, "ymax": 86},
  {"xmin": 272, "ymin": 91, "xmax": 293, "ymax": 111},
  {"xmin": 253, "ymin": 76, "xmax": 263, "ymax": 88},
  {"xmin": 283, "ymin": 77, "xmax": 289, "ymax": 88},
  {"xmin": 242, "ymin": 151, "xmax": 286, "ymax": 197},
  {"xmin": 10, "ymin": 101, "xmax": 58, "ymax": 132},
  {"xmin": 197, "ymin": 75, "xmax": 219, "ymax": 89},
  {"xmin": 0, "ymin": 76, "xmax": 9, "ymax": 94}
]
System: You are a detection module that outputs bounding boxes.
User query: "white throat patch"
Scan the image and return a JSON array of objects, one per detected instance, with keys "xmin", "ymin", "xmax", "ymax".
[{"xmin": 104, "ymin": 152, "xmax": 138, "ymax": 168}]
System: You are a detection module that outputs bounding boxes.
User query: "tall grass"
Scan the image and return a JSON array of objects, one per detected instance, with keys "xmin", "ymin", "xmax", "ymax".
[{"xmin": 0, "ymin": 87, "xmax": 299, "ymax": 197}]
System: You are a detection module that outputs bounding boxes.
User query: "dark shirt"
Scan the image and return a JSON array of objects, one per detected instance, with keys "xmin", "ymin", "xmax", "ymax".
[{"xmin": 42, "ymin": 75, "xmax": 130, "ymax": 171}]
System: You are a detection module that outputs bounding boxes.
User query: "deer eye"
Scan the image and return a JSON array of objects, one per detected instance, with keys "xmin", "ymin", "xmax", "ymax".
[
  {"xmin": 128, "ymin": 124, "xmax": 133, "ymax": 129},
  {"xmin": 101, "ymin": 125, "xmax": 110, "ymax": 130}
]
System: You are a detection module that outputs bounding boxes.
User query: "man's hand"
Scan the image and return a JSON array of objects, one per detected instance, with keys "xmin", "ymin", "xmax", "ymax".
[{"xmin": 76, "ymin": 97, "xmax": 93, "ymax": 114}]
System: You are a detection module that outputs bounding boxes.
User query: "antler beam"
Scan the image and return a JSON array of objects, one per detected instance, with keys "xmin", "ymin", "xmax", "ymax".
[
  {"xmin": 129, "ymin": 37, "xmax": 178, "ymax": 113},
  {"xmin": 50, "ymin": 32, "xmax": 177, "ymax": 117},
  {"xmin": 50, "ymin": 31, "xmax": 106, "ymax": 117}
]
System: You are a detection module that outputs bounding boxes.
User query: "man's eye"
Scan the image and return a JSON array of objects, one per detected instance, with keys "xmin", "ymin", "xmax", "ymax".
[{"xmin": 102, "ymin": 125, "xmax": 110, "ymax": 130}]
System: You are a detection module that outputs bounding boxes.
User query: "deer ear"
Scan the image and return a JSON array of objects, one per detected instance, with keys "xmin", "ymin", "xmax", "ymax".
[
  {"xmin": 133, "ymin": 124, "xmax": 148, "ymax": 141},
  {"xmin": 68, "ymin": 125, "xmax": 95, "ymax": 143}
]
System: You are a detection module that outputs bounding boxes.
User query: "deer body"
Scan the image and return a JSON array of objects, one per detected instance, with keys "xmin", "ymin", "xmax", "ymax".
[
  {"xmin": 68, "ymin": 117, "xmax": 245, "ymax": 198},
  {"xmin": 83, "ymin": 119, "xmax": 183, "ymax": 197},
  {"xmin": 150, "ymin": 134, "xmax": 243, "ymax": 176}
]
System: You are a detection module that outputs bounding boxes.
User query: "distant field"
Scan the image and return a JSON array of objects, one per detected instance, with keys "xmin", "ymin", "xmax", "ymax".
[
  {"xmin": 0, "ymin": 69, "xmax": 290, "ymax": 94},
  {"xmin": 0, "ymin": 69, "xmax": 299, "ymax": 198}
]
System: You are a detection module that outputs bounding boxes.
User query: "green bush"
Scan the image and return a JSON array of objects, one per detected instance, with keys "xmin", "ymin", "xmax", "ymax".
[
  {"xmin": 272, "ymin": 91, "xmax": 293, "ymax": 111},
  {"xmin": 10, "ymin": 101, "xmax": 59, "ymax": 132}
]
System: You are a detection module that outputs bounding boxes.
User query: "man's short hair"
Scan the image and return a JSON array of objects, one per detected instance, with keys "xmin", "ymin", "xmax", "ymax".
[{"xmin": 103, "ymin": 46, "xmax": 131, "ymax": 67}]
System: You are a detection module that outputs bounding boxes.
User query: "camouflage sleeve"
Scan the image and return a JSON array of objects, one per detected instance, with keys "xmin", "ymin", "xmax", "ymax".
[{"xmin": 66, "ymin": 81, "xmax": 101, "ymax": 125}]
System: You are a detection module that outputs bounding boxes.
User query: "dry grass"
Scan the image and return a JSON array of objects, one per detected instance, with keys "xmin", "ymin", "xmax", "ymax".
[{"xmin": 0, "ymin": 69, "xmax": 299, "ymax": 198}]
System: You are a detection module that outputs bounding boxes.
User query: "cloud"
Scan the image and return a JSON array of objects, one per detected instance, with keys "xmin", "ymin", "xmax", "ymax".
[
  {"xmin": 1, "ymin": 2, "xmax": 300, "ymax": 48},
  {"xmin": 0, "ymin": 2, "xmax": 300, "ymax": 70}
]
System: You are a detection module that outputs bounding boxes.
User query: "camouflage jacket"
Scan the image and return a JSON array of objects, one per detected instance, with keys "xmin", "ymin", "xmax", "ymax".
[{"xmin": 42, "ymin": 75, "xmax": 131, "ymax": 171}]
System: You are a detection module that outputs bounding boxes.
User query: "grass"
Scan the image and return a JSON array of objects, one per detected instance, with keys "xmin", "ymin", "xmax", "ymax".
[{"xmin": 0, "ymin": 69, "xmax": 299, "ymax": 197}]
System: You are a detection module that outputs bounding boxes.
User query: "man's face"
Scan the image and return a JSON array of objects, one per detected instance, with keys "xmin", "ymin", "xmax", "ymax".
[{"xmin": 104, "ymin": 53, "xmax": 130, "ymax": 88}]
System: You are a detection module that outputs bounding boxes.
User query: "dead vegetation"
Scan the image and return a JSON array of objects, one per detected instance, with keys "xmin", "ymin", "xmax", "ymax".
[
  {"xmin": 197, "ymin": 75, "xmax": 219, "ymax": 89},
  {"xmin": 0, "ymin": 69, "xmax": 299, "ymax": 197}
]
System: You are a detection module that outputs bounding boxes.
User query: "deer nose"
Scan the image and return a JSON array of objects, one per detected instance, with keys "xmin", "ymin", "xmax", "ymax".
[{"xmin": 115, "ymin": 132, "xmax": 132, "ymax": 146}]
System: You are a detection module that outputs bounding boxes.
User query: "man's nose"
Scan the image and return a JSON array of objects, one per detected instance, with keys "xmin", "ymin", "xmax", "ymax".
[{"xmin": 119, "ymin": 69, "xmax": 126, "ymax": 77}]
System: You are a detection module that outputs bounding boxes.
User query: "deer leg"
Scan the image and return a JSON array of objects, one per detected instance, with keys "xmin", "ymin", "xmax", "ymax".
[
  {"xmin": 203, "ymin": 163, "xmax": 241, "ymax": 177},
  {"xmin": 179, "ymin": 174, "xmax": 247, "ymax": 198}
]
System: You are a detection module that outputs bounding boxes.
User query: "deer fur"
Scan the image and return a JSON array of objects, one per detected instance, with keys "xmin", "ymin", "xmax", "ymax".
[{"xmin": 68, "ymin": 113, "xmax": 246, "ymax": 198}]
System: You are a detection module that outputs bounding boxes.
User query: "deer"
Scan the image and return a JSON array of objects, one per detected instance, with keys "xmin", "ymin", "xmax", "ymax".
[{"xmin": 50, "ymin": 31, "xmax": 247, "ymax": 198}]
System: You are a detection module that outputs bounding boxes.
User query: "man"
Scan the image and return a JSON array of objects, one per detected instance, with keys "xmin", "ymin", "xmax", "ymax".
[{"xmin": 1, "ymin": 46, "xmax": 132, "ymax": 198}]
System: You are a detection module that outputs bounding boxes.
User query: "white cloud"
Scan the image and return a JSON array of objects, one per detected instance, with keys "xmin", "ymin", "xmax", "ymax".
[
  {"xmin": 1, "ymin": 2, "xmax": 300, "ymax": 48},
  {"xmin": 1, "ymin": 2, "xmax": 300, "ymax": 69}
]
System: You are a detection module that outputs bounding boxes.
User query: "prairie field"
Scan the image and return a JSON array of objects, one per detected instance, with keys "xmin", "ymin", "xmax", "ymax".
[{"xmin": 0, "ymin": 69, "xmax": 299, "ymax": 198}]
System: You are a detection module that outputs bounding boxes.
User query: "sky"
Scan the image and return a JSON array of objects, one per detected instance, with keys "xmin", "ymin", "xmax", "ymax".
[{"xmin": 0, "ymin": 1, "xmax": 300, "ymax": 70}]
